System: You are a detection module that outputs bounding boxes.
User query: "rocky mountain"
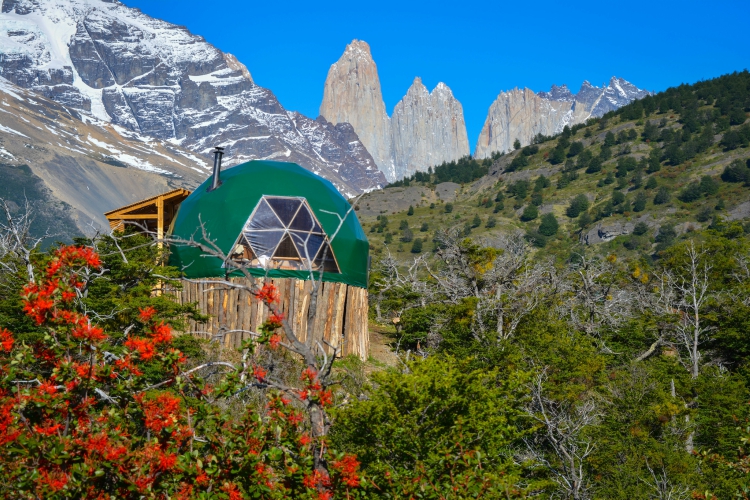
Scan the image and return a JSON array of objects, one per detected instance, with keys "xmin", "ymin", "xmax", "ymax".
[
  {"xmin": 0, "ymin": 75, "xmax": 206, "ymax": 235},
  {"xmin": 391, "ymin": 78, "xmax": 469, "ymax": 180},
  {"xmin": 0, "ymin": 0, "xmax": 385, "ymax": 195},
  {"xmin": 320, "ymin": 40, "xmax": 469, "ymax": 182},
  {"xmin": 475, "ymin": 77, "xmax": 651, "ymax": 158}
]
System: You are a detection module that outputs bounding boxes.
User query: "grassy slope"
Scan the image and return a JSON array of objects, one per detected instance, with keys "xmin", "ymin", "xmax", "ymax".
[{"xmin": 357, "ymin": 73, "xmax": 750, "ymax": 263}]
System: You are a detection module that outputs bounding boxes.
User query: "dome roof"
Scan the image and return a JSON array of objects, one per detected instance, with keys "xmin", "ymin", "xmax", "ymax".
[{"xmin": 169, "ymin": 161, "xmax": 369, "ymax": 288}]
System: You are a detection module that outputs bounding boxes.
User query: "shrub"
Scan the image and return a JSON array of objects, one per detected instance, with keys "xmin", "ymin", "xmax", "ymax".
[
  {"xmin": 410, "ymin": 238, "xmax": 423, "ymax": 253},
  {"xmin": 654, "ymin": 187, "xmax": 671, "ymax": 205},
  {"xmin": 524, "ymin": 229, "xmax": 548, "ymax": 247},
  {"xmin": 538, "ymin": 213, "xmax": 559, "ymax": 236},
  {"xmin": 521, "ymin": 205, "xmax": 539, "ymax": 221},
  {"xmin": 444, "ymin": 203, "xmax": 454, "ymax": 213},
  {"xmin": 494, "ymin": 201, "xmax": 504, "ymax": 213},
  {"xmin": 399, "ymin": 220, "xmax": 409, "ymax": 230},
  {"xmin": 420, "ymin": 222, "xmax": 429, "ymax": 232},
  {"xmin": 568, "ymin": 141, "xmax": 584, "ymax": 157},
  {"xmin": 531, "ymin": 192, "xmax": 543, "ymax": 206},
  {"xmin": 645, "ymin": 176, "xmax": 658, "ymax": 189},
  {"xmin": 567, "ymin": 194, "xmax": 590, "ymax": 218},
  {"xmin": 633, "ymin": 221, "xmax": 649, "ymax": 235},
  {"xmin": 721, "ymin": 160, "xmax": 750, "ymax": 183},
  {"xmin": 471, "ymin": 214, "xmax": 482, "ymax": 228},
  {"xmin": 401, "ymin": 227, "xmax": 414, "ymax": 242},
  {"xmin": 633, "ymin": 191, "xmax": 647, "ymax": 212},
  {"xmin": 485, "ymin": 216, "xmax": 497, "ymax": 228}
]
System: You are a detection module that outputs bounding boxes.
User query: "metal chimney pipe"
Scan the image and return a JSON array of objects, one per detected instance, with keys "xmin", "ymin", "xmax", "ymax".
[{"xmin": 208, "ymin": 146, "xmax": 225, "ymax": 191}]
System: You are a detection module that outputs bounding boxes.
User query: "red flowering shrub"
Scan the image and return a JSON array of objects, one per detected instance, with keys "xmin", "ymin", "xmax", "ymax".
[{"xmin": 0, "ymin": 246, "xmax": 363, "ymax": 498}]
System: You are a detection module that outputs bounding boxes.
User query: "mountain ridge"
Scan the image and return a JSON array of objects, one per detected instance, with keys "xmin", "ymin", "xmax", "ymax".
[{"xmin": 0, "ymin": 0, "xmax": 385, "ymax": 195}]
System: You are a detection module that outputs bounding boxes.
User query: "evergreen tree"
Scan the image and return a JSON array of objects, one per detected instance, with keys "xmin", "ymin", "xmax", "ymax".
[
  {"xmin": 654, "ymin": 187, "xmax": 671, "ymax": 204},
  {"xmin": 420, "ymin": 222, "xmax": 429, "ymax": 232},
  {"xmin": 407, "ymin": 205, "xmax": 414, "ymax": 216},
  {"xmin": 538, "ymin": 213, "xmax": 559, "ymax": 236},
  {"xmin": 645, "ymin": 176, "xmax": 658, "ymax": 189},
  {"xmin": 401, "ymin": 227, "xmax": 414, "ymax": 243},
  {"xmin": 521, "ymin": 205, "xmax": 539, "ymax": 221},
  {"xmin": 444, "ymin": 203, "xmax": 454, "ymax": 213},
  {"xmin": 514, "ymin": 138, "xmax": 521, "ymax": 150},
  {"xmin": 633, "ymin": 192, "xmax": 647, "ymax": 212},
  {"xmin": 485, "ymin": 216, "xmax": 497, "ymax": 228},
  {"xmin": 566, "ymin": 194, "xmax": 590, "ymax": 218},
  {"xmin": 633, "ymin": 221, "xmax": 649, "ymax": 235},
  {"xmin": 471, "ymin": 214, "xmax": 482, "ymax": 228},
  {"xmin": 410, "ymin": 238, "xmax": 423, "ymax": 253},
  {"xmin": 604, "ymin": 131, "xmax": 616, "ymax": 147}
]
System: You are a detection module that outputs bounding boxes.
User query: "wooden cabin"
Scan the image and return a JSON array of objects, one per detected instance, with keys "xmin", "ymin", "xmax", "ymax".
[{"xmin": 104, "ymin": 160, "xmax": 370, "ymax": 360}]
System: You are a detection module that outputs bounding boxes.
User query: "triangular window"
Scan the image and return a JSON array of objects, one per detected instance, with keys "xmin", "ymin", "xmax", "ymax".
[{"xmin": 227, "ymin": 196, "xmax": 340, "ymax": 273}]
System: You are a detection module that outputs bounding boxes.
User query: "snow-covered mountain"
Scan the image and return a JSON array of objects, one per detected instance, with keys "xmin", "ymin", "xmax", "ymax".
[
  {"xmin": 320, "ymin": 40, "xmax": 470, "ymax": 182},
  {"xmin": 0, "ymin": 75, "xmax": 207, "ymax": 234},
  {"xmin": 0, "ymin": 0, "xmax": 385, "ymax": 195},
  {"xmin": 475, "ymin": 77, "xmax": 651, "ymax": 158}
]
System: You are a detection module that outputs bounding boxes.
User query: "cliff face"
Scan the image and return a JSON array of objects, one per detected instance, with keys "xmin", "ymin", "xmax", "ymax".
[
  {"xmin": 0, "ymin": 0, "xmax": 385, "ymax": 194},
  {"xmin": 319, "ymin": 40, "xmax": 393, "ymax": 181},
  {"xmin": 474, "ymin": 77, "xmax": 651, "ymax": 158},
  {"xmin": 320, "ymin": 41, "xmax": 469, "ymax": 181},
  {"xmin": 391, "ymin": 78, "xmax": 469, "ymax": 180}
]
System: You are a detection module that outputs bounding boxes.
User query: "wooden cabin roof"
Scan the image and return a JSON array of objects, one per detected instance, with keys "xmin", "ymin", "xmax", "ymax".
[{"xmin": 104, "ymin": 188, "xmax": 191, "ymax": 235}]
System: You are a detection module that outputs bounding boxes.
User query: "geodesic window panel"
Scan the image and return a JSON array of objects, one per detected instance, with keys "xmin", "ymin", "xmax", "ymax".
[{"xmin": 228, "ymin": 196, "xmax": 340, "ymax": 273}]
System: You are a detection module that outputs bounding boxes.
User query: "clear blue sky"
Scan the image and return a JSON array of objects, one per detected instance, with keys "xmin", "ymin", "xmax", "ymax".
[{"xmin": 125, "ymin": 0, "xmax": 748, "ymax": 150}]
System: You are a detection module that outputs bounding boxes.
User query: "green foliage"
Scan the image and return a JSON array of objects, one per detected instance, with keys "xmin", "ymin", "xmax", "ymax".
[
  {"xmin": 514, "ymin": 138, "xmax": 521, "ymax": 150},
  {"xmin": 633, "ymin": 192, "xmax": 648, "ymax": 212},
  {"xmin": 507, "ymin": 180, "xmax": 530, "ymax": 199},
  {"xmin": 471, "ymin": 214, "xmax": 482, "ymax": 228},
  {"xmin": 567, "ymin": 194, "xmax": 590, "ymax": 218},
  {"xmin": 410, "ymin": 238, "xmax": 422, "ymax": 253},
  {"xmin": 538, "ymin": 213, "xmax": 559, "ymax": 236},
  {"xmin": 400, "ymin": 227, "xmax": 413, "ymax": 243},
  {"xmin": 419, "ymin": 222, "xmax": 429, "ymax": 232},
  {"xmin": 406, "ymin": 205, "xmax": 414, "ymax": 216},
  {"xmin": 521, "ymin": 204, "xmax": 539, "ymax": 221},
  {"xmin": 485, "ymin": 216, "xmax": 497, "ymax": 228},
  {"xmin": 444, "ymin": 203, "xmax": 454, "ymax": 213},
  {"xmin": 654, "ymin": 187, "xmax": 671, "ymax": 205},
  {"xmin": 331, "ymin": 356, "xmax": 531, "ymax": 498}
]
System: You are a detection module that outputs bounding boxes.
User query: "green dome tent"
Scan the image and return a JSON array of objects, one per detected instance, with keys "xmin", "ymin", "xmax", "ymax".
[{"xmin": 169, "ymin": 161, "xmax": 369, "ymax": 289}]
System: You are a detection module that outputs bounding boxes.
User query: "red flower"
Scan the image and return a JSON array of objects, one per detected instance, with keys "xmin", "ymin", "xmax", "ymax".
[
  {"xmin": 332, "ymin": 454, "xmax": 361, "ymax": 488},
  {"xmin": 268, "ymin": 312, "xmax": 284, "ymax": 328},
  {"xmin": 125, "ymin": 337, "xmax": 156, "ymax": 360},
  {"xmin": 254, "ymin": 283, "xmax": 279, "ymax": 304},
  {"xmin": 158, "ymin": 452, "xmax": 177, "ymax": 471},
  {"xmin": 196, "ymin": 470, "xmax": 209, "ymax": 485},
  {"xmin": 318, "ymin": 390, "xmax": 333, "ymax": 407},
  {"xmin": 253, "ymin": 364, "xmax": 268, "ymax": 382},
  {"xmin": 137, "ymin": 392, "xmax": 182, "ymax": 432},
  {"xmin": 269, "ymin": 333, "xmax": 281, "ymax": 349},
  {"xmin": 38, "ymin": 468, "xmax": 69, "ymax": 492},
  {"xmin": 299, "ymin": 434, "xmax": 311, "ymax": 446},
  {"xmin": 0, "ymin": 329, "xmax": 13, "ymax": 352},
  {"xmin": 139, "ymin": 306, "xmax": 157, "ymax": 322},
  {"xmin": 150, "ymin": 322, "xmax": 172, "ymax": 344},
  {"xmin": 221, "ymin": 482, "xmax": 242, "ymax": 500},
  {"xmin": 71, "ymin": 321, "xmax": 107, "ymax": 343},
  {"xmin": 33, "ymin": 421, "xmax": 63, "ymax": 436}
]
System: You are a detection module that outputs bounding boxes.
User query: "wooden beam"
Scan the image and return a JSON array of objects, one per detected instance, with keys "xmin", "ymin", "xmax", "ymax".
[
  {"xmin": 108, "ymin": 214, "xmax": 158, "ymax": 220},
  {"xmin": 157, "ymin": 195, "xmax": 164, "ymax": 249}
]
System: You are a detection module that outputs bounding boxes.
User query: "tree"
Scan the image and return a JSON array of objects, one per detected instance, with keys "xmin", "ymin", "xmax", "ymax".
[
  {"xmin": 521, "ymin": 205, "xmax": 539, "ymax": 221},
  {"xmin": 645, "ymin": 176, "xmax": 658, "ymax": 189},
  {"xmin": 514, "ymin": 138, "xmax": 521, "ymax": 150},
  {"xmin": 604, "ymin": 131, "xmax": 616, "ymax": 147},
  {"xmin": 567, "ymin": 195, "xmax": 590, "ymax": 218},
  {"xmin": 578, "ymin": 211, "xmax": 592, "ymax": 229},
  {"xmin": 331, "ymin": 357, "xmax": 529, "ymax": 498},
  {"xmin": 420, "ymin": 222, "xmax": 429, "ymax": 232},
  {"xmin": 568, "ymin": 141, "xmax": 584, "ymax": 157},
  {"xmin": 633, "ymin": 192, "xmax": 647, "ymax": 212},
  {"xmin": 721, "ymin": 159, "xmax": 750, "ymax": 183},
  {"xmin": 410, "ymin": 238, "xmax": 423, "ymax": 253},
  {"xmin": 401, "ymin": 227, "xmax": 414, "ymax": 243},
  {"xmin": 526, "ymin": 370, "xmax": 599, "ymax": 500},
  {"xmin": 444, "ymin": 203, "xmax": 454, "ymax": 213},
  {"xmin": 531, "ymin": 192, "xmax": 543, "ymax": 206},
  {"xmin": 485, "ymin": 216, "xmax": 497, "ymax": 228},
  {"xmin": 0, "ymin": 244, "xmax": 364, "ymax": 498},
  {"xmin": 384, "ymin": 232, "xmax": 393, "ymax": 244},
  {"xmin": 539, "ymin": 213, "xmax": 559, "ymax": 236},
  {"xmin": 633, "ymin": 221, "xmax": 649, "ymax": 235},
  {"xmin": 654, "ymin": 187, "xmax": 671, "ymax": 205},
  {"xmin": 407, "ymin": 205, "xmax": 414, "ymax": 216}
]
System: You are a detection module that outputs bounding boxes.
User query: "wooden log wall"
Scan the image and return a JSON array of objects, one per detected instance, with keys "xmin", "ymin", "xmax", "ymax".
[{"xmin": 167, "ymin": 277, "xmax": 369, "ymax": 360}]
